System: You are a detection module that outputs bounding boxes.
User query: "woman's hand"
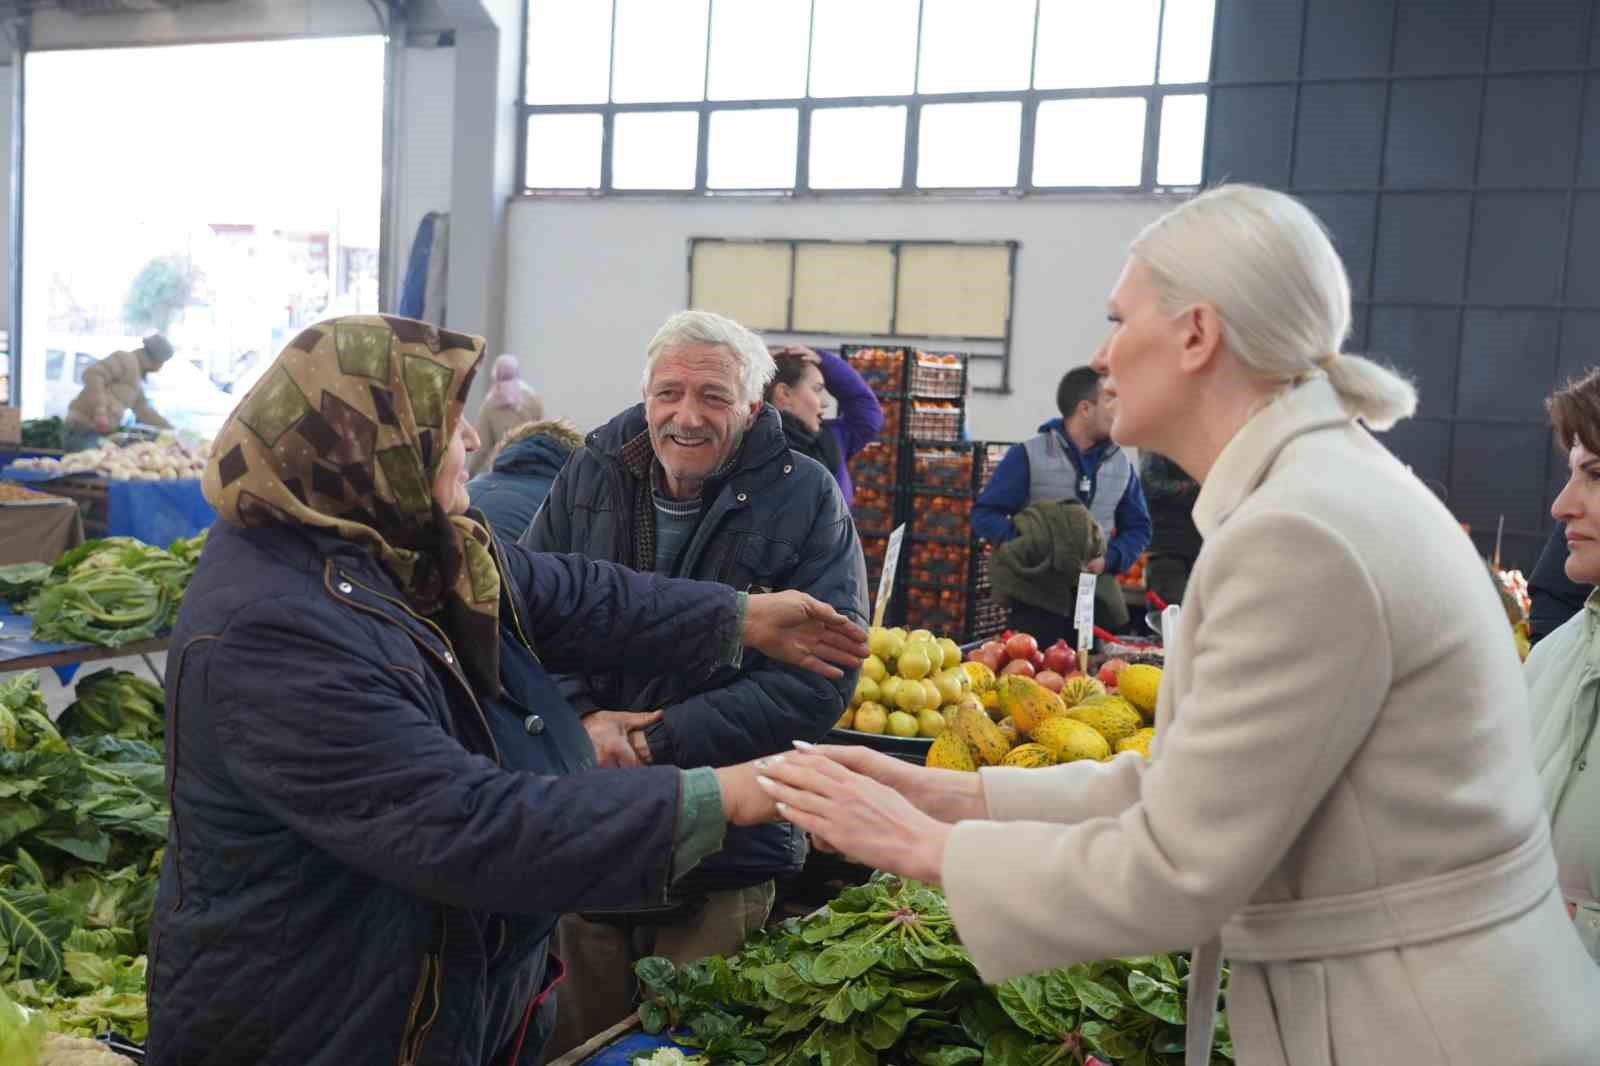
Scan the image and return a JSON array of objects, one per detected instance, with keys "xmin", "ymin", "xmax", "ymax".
[
  {"xmin": 799, "ymin": 742, "xmax": 988, "ymax": 824},
  {"xmin": 743, "ymin": 591, "xmax": 868, "ymax": 679},
  {"xmin": 753, "ymin": 749, "xmax": 951, "ymax": 885}
]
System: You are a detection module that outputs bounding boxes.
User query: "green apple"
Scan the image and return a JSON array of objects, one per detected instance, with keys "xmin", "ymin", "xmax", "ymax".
[{"xmin": 887, "ymin": 711, "xmax": 920, "ymax": 738}]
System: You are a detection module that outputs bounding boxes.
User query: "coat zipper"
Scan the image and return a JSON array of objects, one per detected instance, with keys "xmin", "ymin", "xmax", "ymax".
[{"xmin": 324, "ymin": 563, "xmax": 502, "ymax": 767}]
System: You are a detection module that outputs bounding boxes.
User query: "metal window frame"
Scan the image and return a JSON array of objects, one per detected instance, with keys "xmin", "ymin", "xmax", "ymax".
[
  {"xmin": 686, "ymin": 236, "xmax": 1018, "ymax": 393},
  {"xmin": 517, "ymin": 0, "xmax": 1210, "ymax": 198}
]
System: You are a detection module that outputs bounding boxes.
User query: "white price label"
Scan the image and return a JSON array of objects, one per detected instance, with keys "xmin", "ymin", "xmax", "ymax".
[
  {"xmin": 1073, "ymin": 572, "xmax": 1098, "ymax": 633},
  {"xmin": 872, "ymin": 523, "xmax": 907, "ymax": 628}
]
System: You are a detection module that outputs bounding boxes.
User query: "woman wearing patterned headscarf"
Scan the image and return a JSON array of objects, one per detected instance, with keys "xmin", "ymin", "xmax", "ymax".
[
  {"xmin": 471, "ymin": 352, "xmax": 545, "ymax": 475},
  {"xmin": 145, "ymin": 315, "xmax": 865, "ymax": 1066}
]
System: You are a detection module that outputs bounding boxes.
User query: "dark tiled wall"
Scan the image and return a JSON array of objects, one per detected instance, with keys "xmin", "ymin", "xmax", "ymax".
[{"xmin": 1204, "ymin": 0, "xmax": 1600, "ymax": 568}]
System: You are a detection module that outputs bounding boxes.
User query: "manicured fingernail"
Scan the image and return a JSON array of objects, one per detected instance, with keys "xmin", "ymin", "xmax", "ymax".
[
  {"xmin": 776, "ymin": 801, "xmax": 789, "ymax": 815},
  {"xmin": 792, "ymin": 739, "xmax": 815, "ymax": 750},
  {"xmin": 754, "ymin": 757, "xmax": 771, "ymax": 770},
  {"xmin": 756, "ymin": 775, "xmax": 775, "ymax": 789}
]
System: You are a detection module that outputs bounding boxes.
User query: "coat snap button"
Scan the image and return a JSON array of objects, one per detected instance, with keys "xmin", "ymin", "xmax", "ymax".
[
  {"xmin": 523, "ymin": 714, "xmax": 545, "ymax": 735},
  {"xmin": 443, "ymin": 652, "xmax": 455, "ymax": 664},
  {"xmin": 337, "ymin": 581, "xmax": 353, "ymax": 594},
  {"xmin": 783, "ymin": 464, "xmax": 793, "ymax": 474},
  {"xmin": 737, "ymin": 492, "xmax": 748, "ymax": 502}
]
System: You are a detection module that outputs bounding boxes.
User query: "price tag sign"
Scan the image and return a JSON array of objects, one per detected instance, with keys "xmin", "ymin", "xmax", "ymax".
[
  {"xmin": 872, "ymin": 523, "xmax": 907, "ymax": 628},
  {"xmin": 1074, "ymin": 571, "xmax": 1097, "ymax": 663}
]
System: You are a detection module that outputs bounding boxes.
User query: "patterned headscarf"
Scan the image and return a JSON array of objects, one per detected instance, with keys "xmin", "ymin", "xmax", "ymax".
[{"xmin": 203, "ymin": 314, "xmax": 503, "ymax": 696}]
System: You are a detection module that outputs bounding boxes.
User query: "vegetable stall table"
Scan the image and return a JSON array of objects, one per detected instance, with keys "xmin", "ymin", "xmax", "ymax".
[
  {"xmin": 0, "ymin": 609, "xmax": 167, "ymax": 686},
  {"xmin": 0, "ymin": 466, "xmax": 215, "ymax": 545}
]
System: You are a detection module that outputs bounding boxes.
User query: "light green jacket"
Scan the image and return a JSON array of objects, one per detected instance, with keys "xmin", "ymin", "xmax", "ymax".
[{"xmin": 1524, "ymin": 595, "xmax": 1600, "ymax": 958}]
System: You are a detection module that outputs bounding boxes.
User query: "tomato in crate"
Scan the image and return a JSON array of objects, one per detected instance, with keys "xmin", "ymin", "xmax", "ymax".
[
  {"xmin": 846, "ymin": 347, "xmax": 906, "ymax": 395},
  {"xmin": 908, "ymin": 401, "xmax": 963, "ymax": 441},
  {"xmin": 911, "ymin": 445, "xmax": 972, "ymax": 492},
  {"xmin": 908, "ymin": 540, "xmax": 969, "ymax": 586},
  {"xmin": 913, "ymin": 494, "xmax": 973, "ymax": 538},
  {"xmin": 909, "ymin": 351, "xmax": 966, "ymax": 399}
]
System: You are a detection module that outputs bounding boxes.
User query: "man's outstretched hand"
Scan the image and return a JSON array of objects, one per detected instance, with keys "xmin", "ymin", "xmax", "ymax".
[{"xmin": 743, "ymin": 590, "xmax": 868, "ymax": 679}]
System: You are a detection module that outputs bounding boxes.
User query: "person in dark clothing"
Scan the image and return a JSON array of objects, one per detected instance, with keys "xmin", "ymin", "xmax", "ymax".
[
  {"xmin": 524, "ymin": 310, "xmax": 868, "ymax": 1056},
  {"xmin": 1529, "ymin": 520, "xmax": 1594, "ymax": 644},
  {"xmin": 1139, "ymin": 451, "xmax": 1202, "ymax": 606},
  {"xmin": 974, "ymin": 366, "xmax": 1152, "ymax": 640},
  {"xmin": 764, "ymin": 343, "xmax": 883, "ymax": 506},
  {"xmin": 146, "ymin": 315, "xmax": 866, "ymax": 1066},
  {"xmin": 466, "ymin": 418, "xmax": 583, "ymax": 540}
]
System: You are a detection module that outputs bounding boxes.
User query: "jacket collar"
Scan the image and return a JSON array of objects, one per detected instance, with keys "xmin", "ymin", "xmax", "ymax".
[
  {"xmin": 1040, "ymin": 417, "xmax": 1116, "ymax": 465},
  {"xmin": 1192, "ymin": 377, "xmax": 1355, "ymax": 538}
]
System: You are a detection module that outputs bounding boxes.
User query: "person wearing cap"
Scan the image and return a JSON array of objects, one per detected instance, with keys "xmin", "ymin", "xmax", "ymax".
[{"xmin": 64, "ymin": 334, "xmax": 175, "ymax": 449}]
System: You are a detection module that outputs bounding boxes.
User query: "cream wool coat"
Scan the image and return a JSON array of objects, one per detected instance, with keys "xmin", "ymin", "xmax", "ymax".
[{"xmin": 943, "ymin": 377, "xmax": 1599, "ymax": 1065}]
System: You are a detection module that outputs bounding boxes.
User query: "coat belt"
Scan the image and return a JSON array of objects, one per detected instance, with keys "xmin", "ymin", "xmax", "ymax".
[{"xmin": 1184, "ymin": 820, "xmax": 1556, "ymax": 1066}]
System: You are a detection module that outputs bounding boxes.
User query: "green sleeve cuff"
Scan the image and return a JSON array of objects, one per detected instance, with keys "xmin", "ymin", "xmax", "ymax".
[
  {"xmin": 721, "ymin": 591, "xmax": 747, "ymax": 670},
  {"xmin": 671, "ymin": 767, "xmax": 727, "ymax": 882}
]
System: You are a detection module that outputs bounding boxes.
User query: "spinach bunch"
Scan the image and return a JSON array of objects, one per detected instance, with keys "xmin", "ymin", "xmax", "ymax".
[
  {"xmin": 0, "ymin": 675, "xmax": 163, "ymax": 1043},
  {"xmin": 636, "ymin": 873, "xmax": 1233, "ymax": 1066}
]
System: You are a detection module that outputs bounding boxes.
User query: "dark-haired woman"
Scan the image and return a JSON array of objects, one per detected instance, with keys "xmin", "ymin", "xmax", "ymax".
[
  {"xmin": 764, "ymin": 344, "xmax": 882, "ymax": 506},
  {"xmin": 1526, "ymin": 366, "xmax": 1600, "ymax": 961}
]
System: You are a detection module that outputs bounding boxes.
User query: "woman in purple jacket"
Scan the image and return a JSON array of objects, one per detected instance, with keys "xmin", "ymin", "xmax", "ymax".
[{"xmin": 765, "ymin": 344, "xmax": 884, "ymax": 506}]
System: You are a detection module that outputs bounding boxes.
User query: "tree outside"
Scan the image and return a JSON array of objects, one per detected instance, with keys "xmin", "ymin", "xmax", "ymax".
[{"xmin": 123, "ymin": 255, "xmax": 197, "ymax": 334}]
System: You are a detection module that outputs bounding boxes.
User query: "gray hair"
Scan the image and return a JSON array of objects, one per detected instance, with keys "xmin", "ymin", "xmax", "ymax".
[
  {"xmin": 641, "ymin": 310, "xmax": 776, "ymax": 405},
  {"xmin": 1130, "ymin": 184, "xmax": 1417, "ymax": 431}
]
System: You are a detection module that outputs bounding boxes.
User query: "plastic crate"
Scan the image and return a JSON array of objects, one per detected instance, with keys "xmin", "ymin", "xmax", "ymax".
[
  {"xmin": 904, "ymin": 585, "xmax": 966, "ymax": 635},
  {"xmin": 851, "ymin": 483, "xmax": 898, "ymax": 535},
  {"xmin": 979, "ymin": 442, "xmax": 1011, "ymax": 486},
  {"xmin": 906, "ymin": 401, "xmax": 963, "ymax": 442},
  {"xmin": 876, "ymin": 396, "xmax": 904, "ymax": 442},
  {"xmin": 844, "ymin": 346, "xmax": 907, "ymax": 395},
  {"xmin": 848, "ymin": 440, "xmax": 899, "ymax": 489},
  {"xmin": 910, "ymin": 493, "xmax": 971, "ymax": 538},
  {"xmin": 910, "ymin": 444, "xmax": 972, "ymax": 492},
  {"xmin": 907, "ymin": 538, "xmax": 969, "ymax": 586},
  {"xmin": 908, "ymin": 351, "xmax": 966, "ymax": 399}
]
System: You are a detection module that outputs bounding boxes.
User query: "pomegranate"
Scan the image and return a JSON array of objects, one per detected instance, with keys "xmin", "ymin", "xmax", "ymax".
[
  {"xmin": 1004, "ymin": 632, "xmax": 1039, "ymax": 662},
  {"xmin": 1000, "ymin": 658, "xmax": 1036, "ymax": 678},
  {"xmin": 1042, "ymin": 639, "xmax": 1077, "ymax": 675},
  {"xmin": 1097, "ymin": 657, "xmax": 1131, "ymax": 687},
  {"xmin": 1035, "ymin": 669, "xmax": 1065, "ymax": 693}
]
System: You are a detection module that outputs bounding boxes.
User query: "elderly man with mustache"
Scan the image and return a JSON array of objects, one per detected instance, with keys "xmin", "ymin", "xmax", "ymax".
[{"xmin": 523, "ymin": 309, "xmax": 868, "ymax": 1055}]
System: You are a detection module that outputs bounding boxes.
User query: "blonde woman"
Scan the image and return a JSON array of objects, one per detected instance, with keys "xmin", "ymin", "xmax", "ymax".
[{"xmin": 757, "ymin": 185, "xmax": 1599, "ymax": 1065}]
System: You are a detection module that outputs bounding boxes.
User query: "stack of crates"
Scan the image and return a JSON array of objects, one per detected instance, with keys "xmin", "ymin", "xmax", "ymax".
[{"xmin": 843, "ymin": 346, "xmax": 910, "ymax": 600}]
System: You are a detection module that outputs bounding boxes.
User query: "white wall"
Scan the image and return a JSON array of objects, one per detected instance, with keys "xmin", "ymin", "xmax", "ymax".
[
  {"xmin": 504, "ymin": 194, "xmax": 1179, "ymax": 441},
  {"xmin": 389, "ymin": 43, "xmax": 455, "ymax": 303}
]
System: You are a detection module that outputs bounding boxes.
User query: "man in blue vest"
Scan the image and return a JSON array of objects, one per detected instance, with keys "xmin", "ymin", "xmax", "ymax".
[{"xmin": 973, "ymin": 366, "xmax": 1152, "ymax": 644}]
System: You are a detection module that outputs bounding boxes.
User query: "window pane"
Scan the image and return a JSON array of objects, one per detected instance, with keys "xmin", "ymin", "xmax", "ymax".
[
  {"xmin": 708, "ymin": 0, "xmax": 810, "ymax": 100},
  {"xmin": 611, "ymin": 0, "xmax": 710, "ymax": 103},
  {"xmin": 810, "ymin": 0, "xmax": 918, "ymax": 98},
  {"xmin": 809, "ymin": 106, "xmax": 906, "ymax": 188},
  {"xmin": 917, "ymin": 102, "xmax": 1021, "ymax": 188},
  {"xmin": 525, "ymin": 113, "xmax": 604, "ymax": 188},
  {"xmin": 612, "ymin": 110, "xmax": 699, "ymax": 188},
  {"xmin": 1159, "ymin": 0, "xmax": 1216, "ymax": 83},
  {"xmin": 1032, "ymin": 97, "xmax": 1146, "ymax": 186},
  {"xmin": 1034, "ymin": 0, "xmax": 1160, "ymax": 89},
  {"xmin": 917, "ymin": 0, "xmax": 1034, "ymax": 93},
  {"xmin": 1157, "ymin": 93, "xmax": 1206, "ymax": 185},
  {"xmin": 526, "ymin": 0, "xmax": 613, "ymax": 103},
  {"xmin": 708, "ymin": 109, "xmax": 799, "ymax": 188}
]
